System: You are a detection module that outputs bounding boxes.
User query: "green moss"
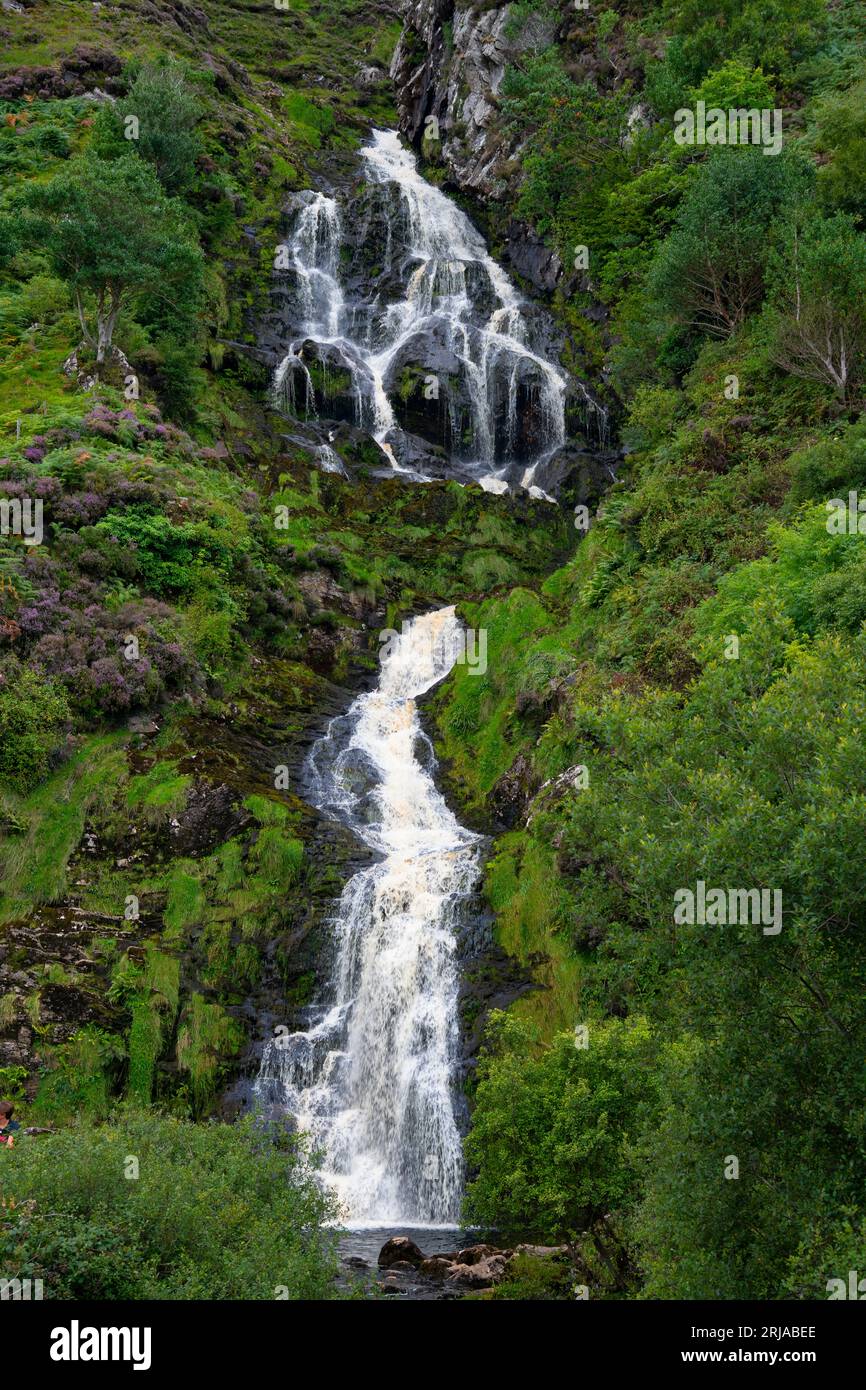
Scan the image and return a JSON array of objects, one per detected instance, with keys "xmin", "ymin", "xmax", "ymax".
[
  {"xmin": 0, "ymin": 738, "xmax": 126, "ymax": 922},
  {"xmin": 127, "ymin": 995, "xmax": 163, "ymax": 1106},
  {"xmin": 163, "ymin": 864, "xmax": 206, "ymax": 940},
  {"xmin": 249, "ymin": 827, "xmax": 304, "ymax": 891},
  {"xmin": 486, "ymin": 835, "xmax": 582, "ymax": 1037},
  {"xmin": 127, "ymin": 761, "xmax": 191, "ymax": 824},
  {"xmin": 176, "ymin": 993, "xmax": 245, "ymax": 1116}
]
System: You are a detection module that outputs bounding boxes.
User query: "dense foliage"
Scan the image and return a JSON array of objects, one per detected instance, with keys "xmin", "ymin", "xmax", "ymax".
[
  {"xmin": 428, "ymin": 0, "xmax": 866, "ymax": 1300},
  {"xmin": 0, "ymin": 1111, "xmax": 339, "ymax": 1298}
]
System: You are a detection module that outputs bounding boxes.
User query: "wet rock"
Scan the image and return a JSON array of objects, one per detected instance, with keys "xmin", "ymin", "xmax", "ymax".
[
  {"xmin": 457, "ymin": 1243, "xmax": 503, "ymax": 1265},
  {"xmin": 490, "ymin": 751, "xmax": 538, "ymax": 830},
  {"xmin": 445, "ymin": 1254, "xmax": 508, "ymax": 1289},
  {"xmin": 378, "ymin": 1235, "xmax": 425, "ymax": 1269},
  {"xmin": 169, "ymin": 781, "xmax": 251, "ymax": 858},
  {"xmin": 297, "ymin": 570, "xmax": 371, "ymax": 622},
  {"xmin": 393, "ymin": 0, "xmax": 557, "ymax": 201},
  {"xmin": 390, "ymin": 0, "xmax": 451, "ymax": 151},
  {"xmin": 418, "ymin": 1255, "xmax": 453, "ymax": 1282},
  {"xmin": 504, "ymin": 220, "xmax": 563, "ymax": 294}
]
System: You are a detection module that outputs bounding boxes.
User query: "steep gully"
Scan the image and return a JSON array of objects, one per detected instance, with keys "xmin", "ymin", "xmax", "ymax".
[{"xmin": 254, "ymin": 125, "xmax": 605, "ymax": 1249}]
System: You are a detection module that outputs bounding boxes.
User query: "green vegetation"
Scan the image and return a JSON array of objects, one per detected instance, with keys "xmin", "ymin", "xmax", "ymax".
[
  {"xmin": 2, "ymin": 0, "xmax": 866, "ymax": 1306},
  {"xmin": 23, "ymin": 153, "xmax": 204, "ymax": 370},
  {"xmin": 0, "ymin": 1111, "xmax": 339, "ymax": 1298},
  {"xmin": 421, "ymin": 0, "xmax": 866, "ymax": 1302},
  {"xmin": 465, "ymin": 1014, "xmax": 659, "ymax": 1240},
  {"xmin": 0, "ymin": 662, "xmax": 70, "ymax": 792}
]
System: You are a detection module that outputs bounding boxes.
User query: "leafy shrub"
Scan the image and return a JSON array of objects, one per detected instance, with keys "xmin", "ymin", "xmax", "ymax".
[
  {"xmin": 94, "ymin": 61, "xmax": 202, "ymax": 195},
  {"xmin": 690, "ymin": 58, "xmax": 776, "ymax": 110},
  {"xmin": 0, "ymin": 1111, "xmax": 339, "ymax": 1299},
  {"xmin": 34, "ymin": 126, "xmax": 71, "ymax": 159},
  {"xmin": 464, "ymin": 1014, "xmax": 660, "ymax": 1239},
  {"xmin": 92, "ymin": 509, "xmax": 232, "ymax": 598},
  {"xmin": 0, "ymin": 662, "xmax": 70, "ymax": 793}
]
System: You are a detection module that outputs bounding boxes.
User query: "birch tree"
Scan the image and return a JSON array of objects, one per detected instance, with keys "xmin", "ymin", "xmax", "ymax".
[
  {"xmin": 24, "ymin": 154, "xmax": 202, "ymax": 370},
  {"xmin": 766, "ymin": 211, "xmax": 866, "ymax": 404}
]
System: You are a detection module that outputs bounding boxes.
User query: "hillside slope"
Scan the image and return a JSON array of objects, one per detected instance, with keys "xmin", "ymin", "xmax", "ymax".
[{"xmin": 1, "ymin": 0, "xmax": 865, "ymax": 1303}]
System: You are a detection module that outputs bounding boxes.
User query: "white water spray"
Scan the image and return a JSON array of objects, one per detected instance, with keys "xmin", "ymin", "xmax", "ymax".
[
  {"xmin": 256, "ymin": 608, "xmax": 481, "ymax": 1224},
  {"xmin": 272, "ymin": 130, "xmax": 580, "ymax": 490}
]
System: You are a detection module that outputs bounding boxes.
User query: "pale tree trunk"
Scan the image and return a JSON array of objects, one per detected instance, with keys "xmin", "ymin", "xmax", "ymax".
[
  {"xmin": 73, "ymin": 288, "xmax": 95, "ymax": 348},
  {"xmin": 95, "ymin": 286, "xmax": 122, "ymax": 369}
]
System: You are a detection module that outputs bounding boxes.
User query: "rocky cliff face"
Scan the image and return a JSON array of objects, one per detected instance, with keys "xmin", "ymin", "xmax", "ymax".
[{"xmin": 391, "ymin": 0, "xmax": 563, "ymax": 291}]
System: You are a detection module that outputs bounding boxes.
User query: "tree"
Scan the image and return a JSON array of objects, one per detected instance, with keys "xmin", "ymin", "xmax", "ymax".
[
  {"xmin": 647, "ymin": 148, "xmax": 813, "ymax": 339},
  {"xmin": 812, "ymin": 76, "xmax": 866, "ymax": 218},
  {"xmin": 664, "ymin": 0, "xmax": 824, "ymax": 93},
  {"xmin": 463, "ymin": 1012, "xmax": 660, "ymax": 1239},
  {"xmin": 95, "ymin": 61, "xmax": 202, "ymax": 195},
  {"xmin": 690, "ymin": 58, "xmax": 776, "ymax": 114},
  {"xmin": 765, "ymin": 210, "xmax": 866, "ymax": 403},
  {"xmin": 23, "ymin": 154, "xmax": 203, "ymax": 368}
]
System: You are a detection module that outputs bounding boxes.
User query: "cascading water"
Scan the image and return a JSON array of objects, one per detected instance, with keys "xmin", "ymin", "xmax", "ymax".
[
  {"xmin": 255, "ymin": 608, "xmax": 481, "ymax": 1224},
  {"xmin": 257, "ymin": 129, "xmax": 605, "ymax": 1234},
  {"xmin": 271, "ymin": 129, "xmax": 603, "ymax": 494}
]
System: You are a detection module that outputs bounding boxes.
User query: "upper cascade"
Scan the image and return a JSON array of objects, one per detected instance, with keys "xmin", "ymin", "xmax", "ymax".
[{"xmin": 269, "ymin": 129, "xmax": 604, "ymax": 496}]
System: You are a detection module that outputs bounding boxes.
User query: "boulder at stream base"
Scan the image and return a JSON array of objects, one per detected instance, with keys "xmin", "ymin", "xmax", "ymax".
[
  {"xmin": 376, "ymin": 1236, "xmax": 571, "ymax": 1293},
  {"xmin": 445, "ymin": 1255, "xmax": 509, "ymax": 1289},
  {"xmin": 378, "ymin": 1236, "xmax": 425, "ymax": 1269}
]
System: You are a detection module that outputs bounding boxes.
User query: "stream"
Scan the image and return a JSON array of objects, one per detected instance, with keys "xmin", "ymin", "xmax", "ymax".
[
  {"xmin": 255, "ymin": 608, "xmax": 481, "ymax": 1227},
  {"xmin": 256, "ymin": 129, "xmax": 574, "ymax": 1255}
]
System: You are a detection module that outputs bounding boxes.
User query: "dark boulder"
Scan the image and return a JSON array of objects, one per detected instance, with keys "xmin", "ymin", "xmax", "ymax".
[
  {"xmin": 168, "ymin": 781, "xmax": 251, "ymax": 859},
  {"xmin": 504, "ymin": 220, "xmax": 564, "ymax": 295},
  {"xmin": 378, "ymin": 1236, "xmax": 425, "ymax": 1269}
]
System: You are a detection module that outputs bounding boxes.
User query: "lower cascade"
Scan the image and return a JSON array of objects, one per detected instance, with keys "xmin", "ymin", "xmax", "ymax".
[{"xmin": 255, "ymin": 608, "xmax": 482, "ymax": 1224}]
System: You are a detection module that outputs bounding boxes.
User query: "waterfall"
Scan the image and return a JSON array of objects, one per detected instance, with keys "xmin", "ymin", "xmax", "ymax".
[
  {"xmin": 271, "ymin": 129, "xmax": 590, "ymax": 494},
  {"xmin": 257, "ymin": 129, "xmax": 605, "ymax": 1231},
  {"xmin": 256, "ymin": 608, "xmax": 482, "ymax": 1224}
]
